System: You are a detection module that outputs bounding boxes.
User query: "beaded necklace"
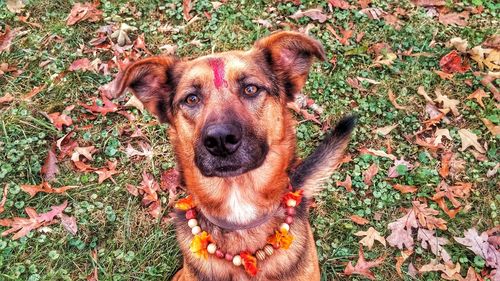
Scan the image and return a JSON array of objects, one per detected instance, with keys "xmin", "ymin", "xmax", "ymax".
[{"xmin": 174, "ymin": 189, "xmax": 304, "ymax": 277}]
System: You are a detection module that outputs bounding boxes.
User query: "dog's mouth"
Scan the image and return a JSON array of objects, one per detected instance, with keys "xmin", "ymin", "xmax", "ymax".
[{"xmin": 195, "ymin": 141, "xmax": 268, "ymax": 178}]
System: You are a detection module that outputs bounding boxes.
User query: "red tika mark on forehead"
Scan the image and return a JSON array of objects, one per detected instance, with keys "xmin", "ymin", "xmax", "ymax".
[{"xmin": 208, "ymin": 58, "xmax": 227, "ymax": 90}]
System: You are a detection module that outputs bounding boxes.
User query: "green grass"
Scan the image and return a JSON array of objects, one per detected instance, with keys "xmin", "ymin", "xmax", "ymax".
[{"xmin": 1, "ymin": 0, "xmax": 499, "ymax": 280}]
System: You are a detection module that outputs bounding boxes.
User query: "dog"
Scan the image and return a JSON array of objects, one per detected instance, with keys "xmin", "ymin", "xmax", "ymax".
[{"xmin": 106, "ymin": 31, "xmax": 356, "ymax": 281}]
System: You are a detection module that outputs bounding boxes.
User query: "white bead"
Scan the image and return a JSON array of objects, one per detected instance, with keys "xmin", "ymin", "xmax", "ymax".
[
  {"xmin": 191, "ymin": 226, "xmax": 201, "ymax": 235},
  {"xmin": 188, "ymin": 219, "xmax": 198, "ymax": 228},
  {"xmin": 207, "ymin": 243, "xmax": 217, "ymax": 254},
  {"xmin": 280, "ymin": 223, "xmax": 290, "ymax": 232},
  {"xmin": 232, "ymin": 255, "xmax": 242, "ymax": 266},
  {"xmin": 264, "ymin": 245, "xmax": 274, "ymax": 256},
  {"xmin": 286, "ymin": 199, "xmax": 297, "ymax": 207}
]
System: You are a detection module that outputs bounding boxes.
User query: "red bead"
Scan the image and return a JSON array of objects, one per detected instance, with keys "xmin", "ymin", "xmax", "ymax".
[
  {"xmin": 185, "ymin": 209, "xmax": 197, "ymax": 220},
  {"xmin": 285, "ymin": 216, "xmax": 294, "ymax": 224},
  {"xmin": 216, "ymin": 250, "xmax": 225, "ymax": 259},
  {"xmin": 225, "ymin": 253, "xmax": 233, "ymax": 261},
  {"xmin": 286, "ymin": 207, "xmax": 295, "ymax": 216}
]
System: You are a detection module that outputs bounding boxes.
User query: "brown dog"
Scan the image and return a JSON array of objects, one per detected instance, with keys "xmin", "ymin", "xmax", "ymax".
[{"xmin": 107, "ymin": 31, "xmax": 355, "ymax": 281}]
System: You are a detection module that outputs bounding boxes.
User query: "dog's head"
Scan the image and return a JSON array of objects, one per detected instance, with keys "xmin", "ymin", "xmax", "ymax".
[
  {"xmin": 110, "ymin": 32, "xmax": 324, "ymax": 178},
  {"xmin": 109, "ymin": 32, "xmax": 325, "ymax": 219}
]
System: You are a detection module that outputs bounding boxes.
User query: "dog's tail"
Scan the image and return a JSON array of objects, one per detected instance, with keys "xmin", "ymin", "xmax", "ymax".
[{"xmin": 290, "ymin": 115, "xmax": 357, "ymax": 198}]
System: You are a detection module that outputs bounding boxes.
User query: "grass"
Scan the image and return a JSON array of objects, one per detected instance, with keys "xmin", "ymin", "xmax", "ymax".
[{"xmin": 1, "ymin": 0, "xmax": 499, "ymax": 280}]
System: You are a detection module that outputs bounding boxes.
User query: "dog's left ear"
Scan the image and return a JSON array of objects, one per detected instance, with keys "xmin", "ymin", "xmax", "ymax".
[{"xmin": 253, "ymin": 31, "xmax": 326, "ymax": 99}]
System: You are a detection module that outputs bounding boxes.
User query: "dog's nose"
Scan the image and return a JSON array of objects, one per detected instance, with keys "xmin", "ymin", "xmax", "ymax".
[{"xmin": 203, "ymin": 124, "xmax": 242, "ymax": 156}]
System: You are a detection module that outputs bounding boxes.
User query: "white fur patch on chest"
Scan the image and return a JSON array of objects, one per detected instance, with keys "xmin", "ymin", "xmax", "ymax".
[{"xmin": 225, "ymin": 186, "xmax": 258, "ymax": 223}]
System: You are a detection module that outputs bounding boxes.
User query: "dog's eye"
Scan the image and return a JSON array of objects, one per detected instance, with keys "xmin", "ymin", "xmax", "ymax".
[
  {"xmin": 243, "ymin": 85, "xmax": 259, "ymax": 97},
  {"xmin": 185, "ymin": 94, "xmax": 201, "ymax": 106}
]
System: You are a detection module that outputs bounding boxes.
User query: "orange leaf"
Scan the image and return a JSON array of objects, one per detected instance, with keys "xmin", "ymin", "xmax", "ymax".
[
  {"xmin": 20, "ymin": 182, "xmax": 76, "ymax": 198},
  {"xmin": 337, "ymin": 175, "xmax": 353, "ymax": 192},
  {"xmin": 392, "ymin": 184, "xmax": 417, "ymax": 194},
  {"xmin": 439, "ymin": 150, "xmax": 452, "ymax": 178},
  {"xmin": 66, "ymin": 2, "xmax": 103, "ymax": 26},
  {"xmin": 350, "ymin": 215, "xmax": 369, "ymax": 225},
  {"xmin": 388, "ymin": 89, "xmax": 409, "ymax": 110},
  {"xmin": 412, "ymin": 201, "xmax": 447, "ymax": 230},
  {"xmin": 0, "ymin": 184, "xmax": 9, "ymax": 214},
  {"xmin": 439, "ymin": 50, "xmax": 469, "ymax": 73},
  {"xmin": 395, "ymin": 250, "xmax": 413, "ymax": 278},
  {"xmin": 467, "ymin": 88, "xmax": 489, "ymax": 108},
  {"xmin": 267, "ymin": 229, "xmax": 294, "ymax": 250},
  {"xmin": 175, "ymin": 195, "xmax": 195, "ymax": 211},
  {"xmin": 95, "ymin": 160, "xmax": 119, "ymax": 184},
  {"xmin": 363, "ymin": 163, "xmax": 379, "ymax": 186},
  {"xmin": 344, "ymin": 245, "xmax": 385, "ymax": 280},
  {"xmin": 190, "ymin": 231, "xmax": 213, "ymax": 259}
]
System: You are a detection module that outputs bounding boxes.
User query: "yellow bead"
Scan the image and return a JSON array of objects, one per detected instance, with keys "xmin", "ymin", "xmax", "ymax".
[
  {"xmin": 188, "ymin": 219, "xmax": 198, "ymax": 228},
  {"xmin": 232, "ymin": 255, "xmax": 242, "ymax": 266},
  {"xmin": 280, "ymin": 223, "xmax": 290, "ymax": 232},
  {"xmin": 286, "ymin": 199, "xmax": 297, "ymax": 207},
  {"xmin": 207, "ymin": 243, "xmax": 217, "ymax": 254},
  {"xmin": 264, "ymin": 245, "xmax": 274, "ymax": 256},
  {"xmin": 191, "ymin": 226, "xmax": 201, "ymax": 235},
  {"xmin": 256, "ymin": 250, "xmax": 266, "ymax": 261}
]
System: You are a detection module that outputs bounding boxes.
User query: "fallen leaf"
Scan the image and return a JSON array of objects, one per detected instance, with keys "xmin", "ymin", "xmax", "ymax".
[
  {"xmin": 0, "ymin": 26, "xmax": 17, "ymax": 53},
  {"xmin": 387, "ymin": 207, "xmax": 418, "ymax": 250},
  {"xmin": 183, "ymin": 0, "xmax": 192, "ymax": 21},
  {"xmin": 326, "ymin": 24, "xmax": 353, "ymax": 46},
  {"xmin": 458, "ymin": 129, "xmax": 485, "ymax": 153},
  {"xmin": 360, "ymin": 7, "xmax": 387, "ymax": 20},
  {"xmin": 0, "ymin": 184, "xmax": 9, "ymax": 213},
  {"xmin": 336, "ymin": 175, "xmax": 353, "ymax": 192},
  {"xmin": 47, "ymin": 110, "xmax": 73, "ymax": 131},
  {"xmin": 387, "ymin": 158, "xmax": 414, "ymax": 178},
  {"xmin": 66, "ymin": 2, "xmax": 103, "ymax": 26},
  {"xmin": 124, "ymin": 94, "xmax": 144, "ymax": 112},
  {"xmin": 0, "ymin": 93, "xmax": 14, "ymax": 104},
  {"xmin": 439, "ymin": 50, "xmax": 470, "ymax": 74},
  {"xmin": 23, "ymin": 84, "xmax": 46, "ymax": 100},
  {"xmin": 419, "ymin": 260, "xmax": 462, "ymax": 279},
  {"xmin": 481, "ymin": 118, "xmax": 500, "ymax": 136},
  {"xmin": 434, "ymin": 70, "xmax": 454, "ymax": 80},
  {"xmin": 487, "ymin": 163, "xmax": 499, "ymax": 178},
  {"xmin": 126, "ymin": 184, "xmax": 139, "ymax": 197},
  {"xmin": 350, "ymin": 215, "xmax": 369, "ymax": 225},
  {"xmin": 418, "ymin": 86, "xmax": 434, "ymax": 103},
  {"xmin": 439, "ymin": 150, "xmax": 453, "ymax": 178},
  {"xmin": 467, "ymin": 88, "xmax": 489, "ymax": 108},
  {"xmin": 434, "ymin": 89, "xmax": 460, "ymax": 116},
  {"xmin": 0, "ymin": 200, "xmax": 68, "ymax": 240},
  {"xmin": 363, "ymin": 163, "xmax": 379, "ymax": 186},
  {"xmin": 60, "ymin": 213, "xmax": 77, "ymax": 235},
  {"xmin": 290, "ymin": 8, "xmax": 329, "ymax": 23},
  {"xmin": 455, "ymin": 228, "xmax": 500, "ymax": 269},
  {"xmin": 388, "ymin": 89, "xmax": 408, "ymax": 110},
  {"xmin": 412, "ymin": 0, "xmax": 445, "ymax": 6},
  {"xmin": 344, "ymin": 246, "xmax": 385, "ymax": 280},
  {"xmin": 79, "ymin": 94, "xmax": 119, "ymax": 116},
  {"xmin": 69, "ymin": 58, "xmax": 93, "ymax": 72},
  {"xmin": 71, "ymin": 146, "xmax": 96, "ymax": 162},
  {"xmin": 433, "ymin": 128, "xmax": 452, "ymax": 146},
  {"xmin": 358, "ymin": 0, "xmax": 371, "ymax": 9},
  {"xmin": 6, "ymin": 0, "xmax": 25, "ymax": 13},
  {"xmin": 412, "ymin": 201, "xmax": 447, "ymax": 230},
  {"xmin": 417, "ymin": 228, "xmax": 451, "ymax": 263},
  {"xmin": 448, "ymin": 37, "xmax": 469, "ymax": 52},
  {"xmin": 124, "ymin": 142, "xmax": 152, "ymax": 159},
  {"xmin": 355, "ymin": 227, "xmax": 386, "ymax": 250},
  {"xmin": 329, "ymin": 0, "xmax": 354, "ymax": 9},
  {"xmin": 358, "ymin": 147, "xmax": 397, "ymax": 160},
  {"xmin": 438, "ymin": 11, "xmax": 469, "ymax": 26},
  {"xmin": 95, "ymin": 160, "xmax": 119, "ymax": 184},
  {"xmin": 110, "ymin": 23, "xmax": 137, "ymax": 47},
  {"xmin": 137, "ymin": 171, "xmax": 162, "ymax": 219},
  {"xmin": 373, "ymin": 124, "xmax": 398, "ymax": 136},
  {"xmin": 160, "ymin": 168, "xmax": 180, "ymax": 192},
  {"xmin": 20, "ymin": 182, "xmax": 76, "ymax": 198},
  {"xmin": 41, "ymin": 146, "xmax": 58, "ymax": 181},
  {"xmin": 392, "ymin": 184, "xmax": 418, "ymax": 194},
  {"xmin": 395, "ymin": 250, "xmax": 413, "ymax": 278}
]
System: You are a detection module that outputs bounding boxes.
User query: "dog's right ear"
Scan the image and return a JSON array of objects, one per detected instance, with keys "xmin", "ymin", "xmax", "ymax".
[{"xmin": 103, "ymin": 56, "xmax": 179, "ymax": 123}]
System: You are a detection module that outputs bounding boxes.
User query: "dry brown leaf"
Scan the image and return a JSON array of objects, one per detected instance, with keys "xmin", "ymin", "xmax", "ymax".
[
  {"xmin": 66, "ymin": 2, "xmax": 103, "ymax": 26},
  {"xmin": 434, "ymin": 89, "xmax": 460, "ymax": 116},
  {"xmin": 363, "ymin": 163, "xmax": 379, "ymax": 186},
  {"xmin": 183, "ymin": 0, "xmax": 192, "ymax": 21},
  {"xmin": 355, "ymin": 227, "xmax": 387, "ymax": 249},
  {"xmin": 467, "ymin": 88, "xmax": 489, "ymax": 108},
  {"xmin": 350, "ymin": 215, "xmax": 369, "ymax": 225},
  {"xmin": 0, "ymin": 200, "xmax": 68, "ymax": 240},
  {"xmin": 387, "ymin": 208, "xmax": 417, "ymax": 250},
  {"xmin": 434, "ymin": 70, "xmax": 454, "ymax": 80},
  {"xmin": 344, "ymin": 246, "xmax": 385, "ymax": 280},
  {"xmin": 412, "ymin": 201, "xmax": 447, "ymax": 230},
  {"xmin": 23, "ymin": 84, "xmax": 46, "ymax": 100},
  {"xmin": 392, "ymin": 184, "xmax": 418, "ymax": 194},
  {"xmin": 0, "ymin": 26, "xmax": 18, "ymax": 53},
  {"xmin": 41, "ymin": 146, "xmax": 58, "ymax": 181},
  {"xmin": 412, "ymin": 0, "xmax": 445, "ymax": 6},
  {"xmin": 6, "ymin": 0, "xmax": 25, "ymax": 13},
  {"xmin": 439, "ymin": 150, "xmax": 453, "ymax": 178},
  {"xmin": 458, "ymin": 129, "xmax": 486, "ymax": 153},
  {"xmin": 329, "ymin": 0, "xmax": 354, "ymax": 9},
  {"xmin": 417, "ymin": 228, "xmax": 451, "ymax": 263},
  {"xmin": 418, "ymin": 86, "xmax": 434, "ymax": 103},
  {"xmin": 433, "ymin": 128, "xmax": 452, "ymax": 145},
  {"xmin": 481, "ymin": 118, "xmax": 500, "ymax": 136},
  {"xmin": 20, "ymin": 182, "xmax": 76, "ymax": 198},
  {"xmin": 449, "ymin": 37, "xmax": 469, "ymax": 52},
  {"xmin": 0, "ymin": 184, "xmax": 9, "ymax": 214},
  {"xmin": 71, "ymin": 146, "xmax": 96, "ymax": 162},
  {"xmin": 438, "ymin": 11, "xmax": 469, "ymax": 26},
  {"xmin": 487, "ymin": 163, "xmax": 499, "ymax": 178},
  {"xmin": 60, "ymin": 213, "xmax": 78, "ymax": 235},
  {"xmin": 419, "ymin": 260, "xmax": 462, "ymax": 279},
  {"xmin": 95, "ymin": 160, "xmax": 119, "ymax": 184},
  {"xmin": 395, "ymin": 250, "xmax": 413, "ymax": 278},
  {"xmin": 373, "ymin": 124, "xmax": 398, "ymax": 136},
  {"xmin": 0, "ymin": 93, "xmax": 14, "ymax": 104},
  {"xmin": 336, "ymin": 175, "xmax": 352, "ymax": 192},
  {"xmin": 290, "ymin": 8, "xmax": 329, "ymax": 23},
  {"xmin": 358, "ymin": 147, "xmax": 397, "ymax": 160},
  {"xmin": 388, "ymin": 89, "xmax": 408, "ymax": 110},
  {"xmin": 124, "ymin": 95, "xmax": 144, "ymax": 112}
]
